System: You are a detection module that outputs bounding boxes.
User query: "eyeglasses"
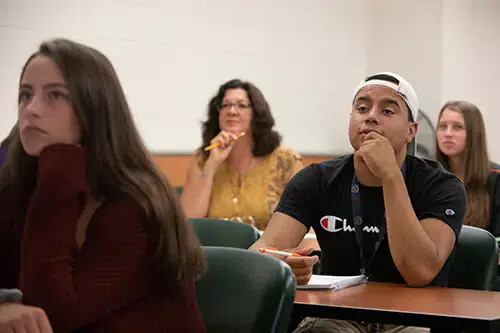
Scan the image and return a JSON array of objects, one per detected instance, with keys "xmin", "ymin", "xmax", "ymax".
[{"xmin": 219, "ymin": 101, "xmax": 252, "ymax": 113}]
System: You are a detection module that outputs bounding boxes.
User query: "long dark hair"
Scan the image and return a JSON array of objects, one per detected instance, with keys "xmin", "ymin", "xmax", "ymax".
[
  {"xmin": 1, "ymin": 125, "xmax": 17, "ymax": 147},
  {"xmin": 0, "ymin": 38, "xmax": 205, "ymax": 286},
  {"xmin": 199, "ymin": 79, "xmax": 281, "ymax": 160},
  {"xmin": 436, "ymin": 101, "xmax": 490, "ymax": 229}
]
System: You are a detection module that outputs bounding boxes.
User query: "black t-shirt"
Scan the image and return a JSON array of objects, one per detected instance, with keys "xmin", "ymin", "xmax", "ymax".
[
  {"xmin": 488, "ymin": 163, "xmax": 500, "ymax": 237},
  {"xmin": 276, "ymin": 154, "xmax": 466, "ymax": 285}
]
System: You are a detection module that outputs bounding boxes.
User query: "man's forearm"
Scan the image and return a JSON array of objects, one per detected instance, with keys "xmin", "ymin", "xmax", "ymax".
[{"xmin": 383, "ymin": 172, "xmax": 441, "ymax": 286}]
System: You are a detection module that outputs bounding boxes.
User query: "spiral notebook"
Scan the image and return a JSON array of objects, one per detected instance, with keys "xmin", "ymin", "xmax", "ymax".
[{"xmin": 297, "ymin": 274, "xmax": 367, "ymax": 290}]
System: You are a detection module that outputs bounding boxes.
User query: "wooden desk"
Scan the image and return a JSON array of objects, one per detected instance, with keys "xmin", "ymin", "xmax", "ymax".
[{"xmin": 294, "ymin": 282, "xmax": 500, "ymax": 332}]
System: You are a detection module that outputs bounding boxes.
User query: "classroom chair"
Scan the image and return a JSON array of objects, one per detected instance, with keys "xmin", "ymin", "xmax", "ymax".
[
  {"xmin": 196, "ymin": 246, "xmax": 296, "ymax": 333},
  {"xmin": 448, "ymin": 225, "xmax": 499, "ymax": 290},
  {"xmin": 188, "ymin": 217, "xmax": 260, "ymax": 249}
]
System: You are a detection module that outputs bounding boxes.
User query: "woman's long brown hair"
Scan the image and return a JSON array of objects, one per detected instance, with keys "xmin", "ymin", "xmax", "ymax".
[
  {"xmin": 1, "ymin": 124, "xmax": 17, "ymax": 147},
  {"xmin": 436, "ymin": 101, "xmax": 491, "ymax": 229},
  {"xmin": 0, "ymin": 38, "xmax": 205, "ymax": 287}
]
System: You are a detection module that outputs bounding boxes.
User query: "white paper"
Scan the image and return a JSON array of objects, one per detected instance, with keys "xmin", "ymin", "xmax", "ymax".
[{"xmin": 297, "ymin": 274, "xmax": 367, "ymax": 290}]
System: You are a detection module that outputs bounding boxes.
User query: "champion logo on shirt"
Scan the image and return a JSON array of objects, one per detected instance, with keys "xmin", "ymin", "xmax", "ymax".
[
  {"xmin": 445, "ymin": 209, "xmax": 455, "ymax": 216},
  {"xmin": 320, "ymin": 215, "xmax": 380, "ymax": 233}
]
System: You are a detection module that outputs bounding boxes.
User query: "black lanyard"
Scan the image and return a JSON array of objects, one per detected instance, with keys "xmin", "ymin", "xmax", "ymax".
[{"xmin": 351, "ymin": 162, "xmax": 406, "ymax": 278}]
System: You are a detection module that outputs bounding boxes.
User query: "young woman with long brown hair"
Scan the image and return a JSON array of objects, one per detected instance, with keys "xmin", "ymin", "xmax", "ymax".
[
  {"xmin": 0, "ymin": 38, "xmax": 206, "ymax": 332},
  {"xmin": 436, "ymin": 100, "xmax": 500, "ymax": 236}
]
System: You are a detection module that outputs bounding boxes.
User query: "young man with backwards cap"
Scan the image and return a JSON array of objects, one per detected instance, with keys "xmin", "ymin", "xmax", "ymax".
[{"xmin": 250, "ymin": 72, "xmax": 466, "ymax": 332}]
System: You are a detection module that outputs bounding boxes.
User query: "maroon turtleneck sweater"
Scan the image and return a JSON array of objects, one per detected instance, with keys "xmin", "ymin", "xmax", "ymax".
[{"xmin": 0, "ymin": 144, "xmax": 205, "ymax": 332}]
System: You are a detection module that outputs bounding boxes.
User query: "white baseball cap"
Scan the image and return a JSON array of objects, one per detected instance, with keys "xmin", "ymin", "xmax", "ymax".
[{"xmin": 352, "ymin": 72, "xmax": 419, "ymax": 121}]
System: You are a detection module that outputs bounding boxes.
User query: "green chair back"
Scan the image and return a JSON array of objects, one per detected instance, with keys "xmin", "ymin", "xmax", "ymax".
[
  {"xmin": 188, "ymin": 217, "xmax": 260, "ymax": 249},
  {"xmin": 449, "ymin": 225, "xmax": 499, "ymax": 290},
  {"xmin": 196, "ymin": 246, "xmax": 296, "ymax": 333}
]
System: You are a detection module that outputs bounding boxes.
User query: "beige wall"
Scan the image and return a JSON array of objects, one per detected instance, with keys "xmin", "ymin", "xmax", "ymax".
[
  {"xmin": 0, "ymin": 0, "xmax": 366, "ymax": 156},
  {"xmin": 1, "ymin": 1, "xmax": 499, "ymax": 161},
  {"xmin": 366, "ymin": 0, "xmax": 443, "ymax": 124},
  {"xmin": 441, "ymin": 0, "xmax": 500, "ymax": 162}
]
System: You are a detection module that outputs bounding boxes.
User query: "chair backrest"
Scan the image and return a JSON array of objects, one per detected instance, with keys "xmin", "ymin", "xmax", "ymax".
[
  {"xmin": 448, "ymin": 225, "xmax": 499, "ymax": 290},
  {"xmin": 188, "ymin": 217, "xmax": 260, "ymax": 249},
  {"xmin": 196, "ymin": 246, "xmax": 296, "ymax": 333}
]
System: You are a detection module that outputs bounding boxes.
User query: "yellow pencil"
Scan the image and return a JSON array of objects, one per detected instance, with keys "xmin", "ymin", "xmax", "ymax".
[{"xmin": 204, "ymin": 132, "xmax": 246, "ymax": 151}]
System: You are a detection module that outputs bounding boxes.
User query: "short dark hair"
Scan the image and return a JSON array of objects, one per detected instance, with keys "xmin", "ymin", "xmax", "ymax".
[
  {"xmin": 364, "ymin": 74, "xmax": 414, "ymax": 122},
  {"xmin": 200, "ymin": 79, "xmax": 281, "ymax": 160}
]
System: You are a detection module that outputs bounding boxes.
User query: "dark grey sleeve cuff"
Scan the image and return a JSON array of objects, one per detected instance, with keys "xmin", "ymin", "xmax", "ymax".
[{"xmin": 0, "ymin": 289, "xmax": 23, "ymax": 303}]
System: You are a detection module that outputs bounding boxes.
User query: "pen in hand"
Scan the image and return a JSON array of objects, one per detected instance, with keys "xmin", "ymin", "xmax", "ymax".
[
  {"xmin": 259, "ymin": 247, "xmax": 301, "ymax": 257},
  {"xmin": 204, "ymin": 132, "xmax": 246, "ymax": 151}
]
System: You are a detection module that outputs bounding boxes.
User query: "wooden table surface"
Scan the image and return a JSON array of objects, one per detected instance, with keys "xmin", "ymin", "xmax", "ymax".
[{"xmin": 294, "ymin": 282, "xmax": 500, "ymax": 332}]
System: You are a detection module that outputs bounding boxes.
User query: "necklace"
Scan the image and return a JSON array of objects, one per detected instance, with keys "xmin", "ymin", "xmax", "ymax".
[
  {"xmin": 230, "ymin": 156, "xmax": 253, "ymax": 205},
  {"xmin": 231, "ymin": 175, "xmax": 241, "ymax": 204}
]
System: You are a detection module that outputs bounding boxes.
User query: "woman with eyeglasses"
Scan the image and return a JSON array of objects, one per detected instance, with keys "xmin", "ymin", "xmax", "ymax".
[
  {"xmin": 435, "ymin": 101, "xmax": 500, "ymax": 236},
  {"xmin": 181, "ymin": 79, "xmax": 303, "ymax": 230}
]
